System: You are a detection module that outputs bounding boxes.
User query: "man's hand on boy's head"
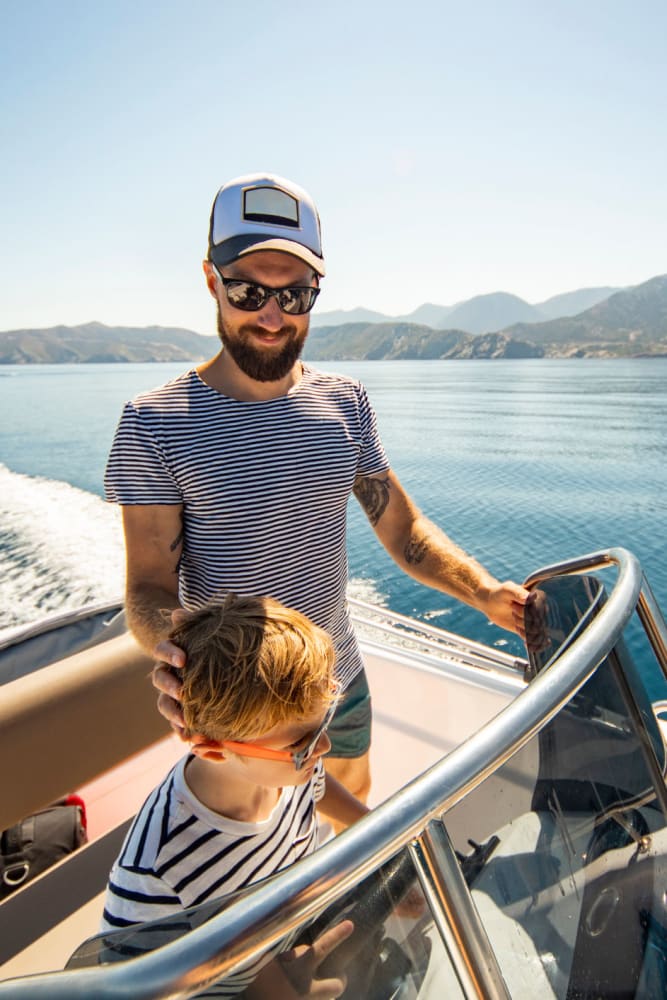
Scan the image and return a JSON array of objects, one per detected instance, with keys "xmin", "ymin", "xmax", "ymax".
[
  {"xmin": 154, "ymin": 688, "xmax": 187, "ymax": 739},
  {"xmin": 152, "ymin": 609, "xmax": 192, "ymax": 740}
]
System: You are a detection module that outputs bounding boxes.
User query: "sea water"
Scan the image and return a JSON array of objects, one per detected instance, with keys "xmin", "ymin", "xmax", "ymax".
[{"xmin": 1, "ymin": 358, "xmax": 666, "ymax": 668}]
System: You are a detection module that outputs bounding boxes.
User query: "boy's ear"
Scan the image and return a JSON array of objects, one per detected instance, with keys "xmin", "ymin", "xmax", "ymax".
[{"xmin": 190, "ymin": 739, "xmax": 226, "ymax": 762}]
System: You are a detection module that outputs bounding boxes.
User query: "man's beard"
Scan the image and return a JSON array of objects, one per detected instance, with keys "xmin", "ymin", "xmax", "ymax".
[{"xmin": 217, "ymin": 305, "xmax": 308, "ymax": 382}]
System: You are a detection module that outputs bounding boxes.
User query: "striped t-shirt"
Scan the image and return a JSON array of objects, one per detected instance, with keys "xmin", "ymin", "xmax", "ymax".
[
  {"xmin": 104, "ymin": 364, "xmax": 390, "ymax": 688},
  {"xmin": 100, "ymin": 755, "xmax": 325, "ymax": 995}
]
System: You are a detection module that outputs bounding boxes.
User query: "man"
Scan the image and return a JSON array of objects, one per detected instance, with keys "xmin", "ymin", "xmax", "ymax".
[{"xmin": 105, "ymin": 172, "xmax": 530, "ymax": 807}]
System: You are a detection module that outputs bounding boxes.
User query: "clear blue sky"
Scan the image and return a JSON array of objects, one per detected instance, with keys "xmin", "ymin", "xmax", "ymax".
[{"xmin": 2, "ymin": 0, "xmax": 665, "ymax": 334}]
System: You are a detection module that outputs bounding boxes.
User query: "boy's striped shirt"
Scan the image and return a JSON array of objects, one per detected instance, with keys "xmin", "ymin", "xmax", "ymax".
[{"xmin": 100, "ymin": 755, "xmax": 326, "ymax": 995}]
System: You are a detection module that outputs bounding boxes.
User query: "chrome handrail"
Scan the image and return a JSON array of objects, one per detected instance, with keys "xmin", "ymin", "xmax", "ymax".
[
  {"xmin": 636, "ymin": 575, "xmax": 667, "ymax": 677},
  {"xmin": 0, "ymin": 548, "xmax": 647, "ymax": 999}
]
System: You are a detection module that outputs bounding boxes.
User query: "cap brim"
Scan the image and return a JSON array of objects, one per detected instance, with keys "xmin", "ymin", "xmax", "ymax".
[{"xmin": 210, "ymin": 236, "xmax": 325, "ymax": 277}]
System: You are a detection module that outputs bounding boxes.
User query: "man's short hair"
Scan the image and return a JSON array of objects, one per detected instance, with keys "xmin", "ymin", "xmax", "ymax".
[{"xmin": 170, "ymin": 594, "xmax": 335, "ymax": 742}]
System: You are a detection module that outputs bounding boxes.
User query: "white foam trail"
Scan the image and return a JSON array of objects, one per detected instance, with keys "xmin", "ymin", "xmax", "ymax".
[
  {"xmin": 0, "ymin": 465, "xmax": 390, "ymax": 639},
  {"xmin": 346, "ymin": 576, "xmax": 387, "ymax": 607},
  {"xmin": 0, "ymin": 464, "xmax": 125, "ymax": 635}
]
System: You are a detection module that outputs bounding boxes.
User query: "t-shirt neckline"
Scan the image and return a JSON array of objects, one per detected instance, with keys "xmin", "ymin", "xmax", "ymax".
[{"xmin": 192, "ymin": 363, "xmax": 311, "ymax": 403}]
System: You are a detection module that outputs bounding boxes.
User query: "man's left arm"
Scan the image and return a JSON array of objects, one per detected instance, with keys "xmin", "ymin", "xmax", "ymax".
[{"xmin": 354, "ymin": 469, "xmax": 529, "ymax": 638}]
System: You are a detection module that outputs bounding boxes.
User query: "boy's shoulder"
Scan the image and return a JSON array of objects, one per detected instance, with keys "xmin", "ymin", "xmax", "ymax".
[{"xmin": 125, "ymin": 757, "xmax": 318, "ymax": 870}]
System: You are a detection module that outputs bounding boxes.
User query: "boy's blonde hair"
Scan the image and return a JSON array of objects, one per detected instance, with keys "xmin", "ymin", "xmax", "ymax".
[{"xmin": 170, "ymin": 594, "xmax": 336, "ymax": 742}]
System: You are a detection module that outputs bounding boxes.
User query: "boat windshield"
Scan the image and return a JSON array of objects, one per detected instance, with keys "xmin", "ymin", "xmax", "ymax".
[{"xmin": 440, "ymin": 568, "xmax": 667, "ymax": 998}]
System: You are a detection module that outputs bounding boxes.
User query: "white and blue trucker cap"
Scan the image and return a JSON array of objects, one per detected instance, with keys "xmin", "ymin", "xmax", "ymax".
[{"xmin": 208, "ymin": 173, "xmax": 325, "ymax": 276}]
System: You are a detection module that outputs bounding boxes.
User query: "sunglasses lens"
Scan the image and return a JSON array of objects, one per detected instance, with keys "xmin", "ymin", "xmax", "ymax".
[
  {"xmin": 277, "ymin": 288, "xmax": 317, "ymax": 315},
  {"xmin": 224, "ymin": 281, "xmax": 267, "ymax": 311},
  {"xmin": 294, "ymin": 700, "xmax": 336, "ymax": 769}
]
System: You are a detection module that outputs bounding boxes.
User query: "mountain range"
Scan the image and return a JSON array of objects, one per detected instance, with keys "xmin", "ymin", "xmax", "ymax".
[
  {"xmin": 0, "ymin": 322, "xmax": 216, "ymax": 365},
  {"xmin": 310, "ymin": 285, "xmax": 620, "ymax": 333},
  {"xmin": 1, "ymin": 276, "xmax": 665, "ymax": 364},
  {"xmin": 303, "ymin": 275, "xmax": 667, "ymax": 360}
]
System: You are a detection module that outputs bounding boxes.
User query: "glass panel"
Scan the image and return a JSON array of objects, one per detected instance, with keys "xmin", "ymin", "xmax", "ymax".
[
  {"xmin": 291, "ymin": 850, "xmax": 463, "ymax": 1000},
  {"xmin": 67, "ymin": 848, "xmax": 465, "ymax": 998},
  {"xmin": 444, "ymin": 571, "xmax": 667, "ymax": 998}
]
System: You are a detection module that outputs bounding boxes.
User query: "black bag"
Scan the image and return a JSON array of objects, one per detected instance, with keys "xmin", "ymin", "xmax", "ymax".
[{"xmin": 1, "ymin": 798, "xmax": 88, "ymax": 898}]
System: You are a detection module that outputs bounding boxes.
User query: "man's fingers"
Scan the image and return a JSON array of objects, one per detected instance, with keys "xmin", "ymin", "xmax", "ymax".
[
  {"xmin": 508, "ymin": 583, "xmax": 530, "ymax": 605},
  {"xmin": 156, "ymin": 693, "xmax": 187, "ymax": 738},
  {"xmin": 152, "ymin": 662, "xmax": 183, "ymax": 698},
  {"xmin": 484, "ymin": 582, "xmax": 532, "ymax": 634},
  {"xmin": 520, "ymin": 589, "xmax": 551, "ymax": 653},
  {"xmin": 154, "ymin": 639, "xmax": 186, "ymax": 670}
]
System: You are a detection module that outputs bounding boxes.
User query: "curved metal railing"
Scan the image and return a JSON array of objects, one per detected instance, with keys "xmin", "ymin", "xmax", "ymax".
[{"xmin": 0, "ymin": 548, "xmax": 652, "ymax": 999}]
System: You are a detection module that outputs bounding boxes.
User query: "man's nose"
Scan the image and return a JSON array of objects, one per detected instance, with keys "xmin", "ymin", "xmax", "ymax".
[{"xmin": 255, "ymin": 293, "xmax": 285, "ymax": 332}]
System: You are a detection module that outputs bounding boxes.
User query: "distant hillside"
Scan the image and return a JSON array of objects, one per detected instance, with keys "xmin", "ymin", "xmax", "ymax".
[
  {"xmin": 310, "ymin": 306, "xmax": 391, "ymax": 327},
  {"xmin": 303, "ymin": 323, "xmax": 542, "ymax": 361},
  {"xmin": 0, "ymin": 321, "xmax": 217, "ymax": 364},
  {"xmin": 536, "ymin": 286, "xmax": 619, "ymax": 320},
  {"xmin": 396, "ymin": 302, "xmax": 455, "ymax": 327},
  {"xmin": 502, "ymin": 274, "xmax": 667, "ymax": 355},
  {"xmin": 442, "ymin": 292, "xmax": 544, "ymax": 334},
  {"xmin": 312, "ymin": 284, "xmax": 620, "ymax": 333}
]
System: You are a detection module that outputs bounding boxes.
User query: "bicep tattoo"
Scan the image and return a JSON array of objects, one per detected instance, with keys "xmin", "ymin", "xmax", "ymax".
[{"xmin": 354, "ymin": 475, "xmax": 391, "ymax": 526}]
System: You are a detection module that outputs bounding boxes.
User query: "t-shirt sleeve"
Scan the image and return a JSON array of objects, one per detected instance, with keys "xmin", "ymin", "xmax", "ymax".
[
  {"xmin": 104, "ymin": 401, "xmax": 182, "ymax": 505},
  {"xmin": 356, "ymin": 384, "xmax": 390, "ymax": 477},
  {"xmin": 100, "ymin": 865, "xmax": 182, "ymax": 930}
]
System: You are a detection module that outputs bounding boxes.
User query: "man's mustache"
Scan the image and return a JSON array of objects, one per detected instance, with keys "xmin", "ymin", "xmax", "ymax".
[{"xmin": 238, "ymin": 322, "xmax": 300, "ymax": 339}]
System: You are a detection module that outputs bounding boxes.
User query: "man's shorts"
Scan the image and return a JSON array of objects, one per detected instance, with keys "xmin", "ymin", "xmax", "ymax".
[{"xmin": 327, "ymin": 669, "xmax": 372, "ymax": 759}]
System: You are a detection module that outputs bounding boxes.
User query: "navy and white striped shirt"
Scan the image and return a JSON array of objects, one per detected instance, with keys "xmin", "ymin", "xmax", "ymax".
[
  {"xmin": 100, "ymin": 756, "xmax": 325, "ymax": 995},
  {"xmin": 102, "ymin": 755, "xmax": 325, "ymax": 928},
  {"xmin": 105, "ymin": 365, "xmax": 389, "ymax": 689}
]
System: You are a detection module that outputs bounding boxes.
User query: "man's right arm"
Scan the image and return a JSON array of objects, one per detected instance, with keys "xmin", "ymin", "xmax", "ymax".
[{"xmin": 121, "ymin": 504, "xmax": 184, "ymax": 654}]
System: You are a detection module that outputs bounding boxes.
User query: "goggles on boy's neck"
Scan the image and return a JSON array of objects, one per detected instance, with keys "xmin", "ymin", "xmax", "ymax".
[{"xmin": 197, "ymin": 697, "xmax": 339, "ymax": 771}]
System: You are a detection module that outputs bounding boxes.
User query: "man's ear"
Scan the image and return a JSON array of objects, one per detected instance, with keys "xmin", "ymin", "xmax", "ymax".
[{"xmin": 202, "ymin": 260, "xmax": 219, "ymax": 298}]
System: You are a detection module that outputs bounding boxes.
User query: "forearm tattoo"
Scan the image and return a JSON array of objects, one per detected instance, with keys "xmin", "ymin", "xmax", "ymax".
[
  {"xmin": 169, "ymin": 520, "xmax": 184, "ymax": 573},
  {"xmin": 354, "ymin": 475, "xmax": 391, "ymax": 526},
  {"xmin": 404, "ymin": 535, "xmax": 428, "ymax": 565}
]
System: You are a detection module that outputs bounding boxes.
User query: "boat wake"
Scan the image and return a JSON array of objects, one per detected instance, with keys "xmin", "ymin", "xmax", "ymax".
[
  {"xmin": 0, "ymin": 464, "xmax": 125, "ymax": 637},
  {"xmin": 0, "ymin": 464, "xmax": 388, "ymax": 640}
]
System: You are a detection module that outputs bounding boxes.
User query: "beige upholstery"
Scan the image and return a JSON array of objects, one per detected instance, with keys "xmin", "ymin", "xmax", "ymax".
[{"xmin": 1, "ymin": 633, "xmax": 169, "ymax": 831}]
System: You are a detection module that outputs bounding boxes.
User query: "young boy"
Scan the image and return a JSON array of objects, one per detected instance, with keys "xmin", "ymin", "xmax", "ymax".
[{"xmin": 101, "ymin": 594, "xmax": 366, "ymax": 995}]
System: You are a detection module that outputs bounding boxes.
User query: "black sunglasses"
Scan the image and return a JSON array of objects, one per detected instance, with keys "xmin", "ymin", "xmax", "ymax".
[{"xmin": 215, "ymin": 270, "xmax": 320, "ymax": 315}]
